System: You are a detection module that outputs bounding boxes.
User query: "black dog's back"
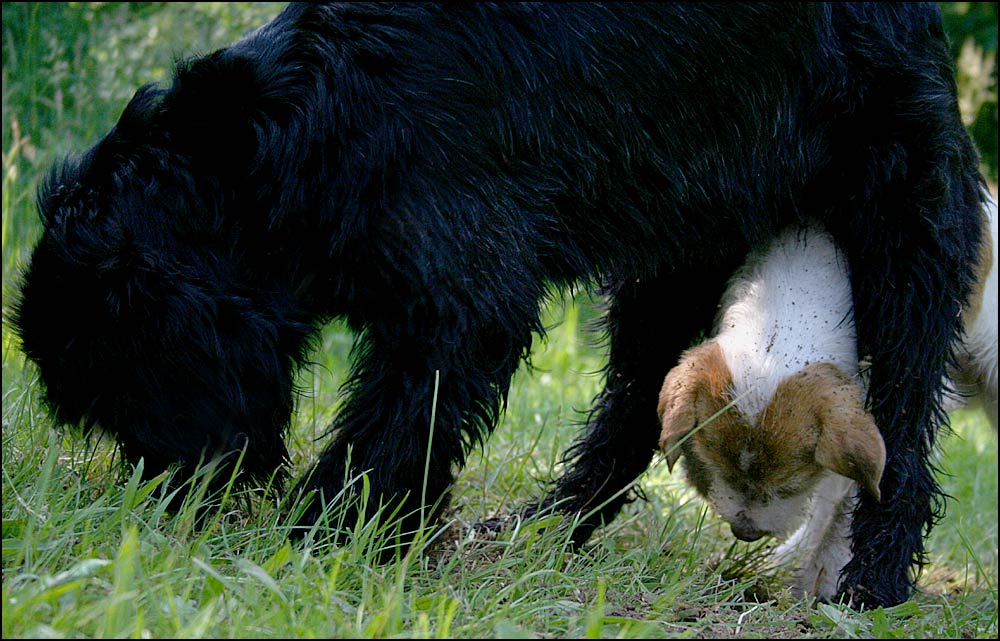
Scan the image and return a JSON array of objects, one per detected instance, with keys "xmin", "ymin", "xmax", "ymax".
[
  {"xmin": 15, "ymin": 2, "xmax": 984, "ymax": 608},
  {"xmin": 237, "ymin": 3, "xmax": 835, "ymax": 279}
]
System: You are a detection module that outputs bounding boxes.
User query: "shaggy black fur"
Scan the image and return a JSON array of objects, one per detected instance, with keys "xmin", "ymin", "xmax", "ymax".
[{"xmin": 13, "ymin": 2, "xmax": 986, "ymax": 608}]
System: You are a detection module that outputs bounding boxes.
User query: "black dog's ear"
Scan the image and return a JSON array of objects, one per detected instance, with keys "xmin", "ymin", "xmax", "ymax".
[
  {"xmin": 114, "ymin": 83, "xmax": 166, "ymax": 143},
  {"xmin": 161, "ymin": 52, "xmax": 263, "ymax": 167},
  {"xmin": 78, "ymin": 83, "xmax": 169, "ymax": 177}
]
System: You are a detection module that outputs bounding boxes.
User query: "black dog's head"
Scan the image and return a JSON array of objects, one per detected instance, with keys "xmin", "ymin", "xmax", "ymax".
[{"xmin": 13, "ymin": 79, "xmax": 310, "ymax": 486}]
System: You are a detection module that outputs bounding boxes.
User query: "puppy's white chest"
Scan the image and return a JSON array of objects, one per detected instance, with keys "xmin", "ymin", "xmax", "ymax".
[{"xmin": 715, "ymin": 227, "xmax": 858, "ymax": 422}]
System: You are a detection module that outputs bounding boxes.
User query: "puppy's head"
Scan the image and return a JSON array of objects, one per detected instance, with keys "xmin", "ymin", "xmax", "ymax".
[{"xmin": 658, "ymin": 340, "xmax": 884, "ymax": 542}]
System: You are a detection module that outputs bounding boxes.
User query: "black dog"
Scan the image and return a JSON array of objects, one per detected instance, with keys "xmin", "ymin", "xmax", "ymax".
[{"xmin": 14, "ymin": 3, "xmax": 986, "ymax": 608}]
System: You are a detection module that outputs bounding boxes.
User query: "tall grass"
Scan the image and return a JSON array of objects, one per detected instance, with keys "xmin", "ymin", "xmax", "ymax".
[{"xmin": 3, "ymin": 3, "xmax": 998, "ymax": 638}]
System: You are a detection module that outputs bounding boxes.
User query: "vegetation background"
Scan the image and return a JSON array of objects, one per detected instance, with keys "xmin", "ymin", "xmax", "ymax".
[{"xmin": 2, "ymin": 2, "xmax": 997, "ymax": 638}]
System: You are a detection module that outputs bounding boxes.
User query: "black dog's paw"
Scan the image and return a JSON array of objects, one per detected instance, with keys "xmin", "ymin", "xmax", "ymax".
[
  {"xmin": 468, "ymin": 514, "xmax": 519, "ymax": 540},
  {"xmin": 835, "ymin": 583, "xmax": 900, "ymax": 611}
]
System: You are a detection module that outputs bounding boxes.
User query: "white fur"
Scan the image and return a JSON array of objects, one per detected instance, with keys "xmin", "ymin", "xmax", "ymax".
[
  {"xmin": 716, "ymin": 225, "xmax": 861, "ymax": 424},
  {"xmin": 770, "ymin": 473, "xmax": 856, "ymax": 600},
  {"xmin": 707, "ymin": 223, "xmax": 866, "ymax": 599},
  {"xmin": 701, "ymin": 223, "xmax": 864, "ymax": 543},
  {"xmin": 951, "ymin": 192, "xmax": 998, "ymax": 429},
  {"xmin": 709, "ymin": 476, "xmax": 815, "ymax": 539}
]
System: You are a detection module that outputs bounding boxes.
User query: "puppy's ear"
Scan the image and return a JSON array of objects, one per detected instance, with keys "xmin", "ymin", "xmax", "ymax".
[
  {"xmin": 658, "ymin": 340, "xmax": 729, "ymax": 471},
  {"xmin": 658, "ymin": 364, "xmax": 697, "ymax": 471},
  {"xmin": 807, "ymin": 364, "xmax": 886, "ymax": 501}
]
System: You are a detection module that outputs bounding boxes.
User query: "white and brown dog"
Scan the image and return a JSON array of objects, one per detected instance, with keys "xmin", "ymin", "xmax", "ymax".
[
  {"xmin": 658, "ymin": 192, "xmax": 997, "ymax": 599},
  {"xmin": 947, "ymin": 192, "xmax": 998, "ymax": 429}
]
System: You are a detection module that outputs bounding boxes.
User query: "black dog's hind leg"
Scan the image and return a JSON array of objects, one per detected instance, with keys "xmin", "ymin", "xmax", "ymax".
[
  {"xmin": 824, "ymin": 60, "xmax": 986, "ymax": 609},
  {"xmin": 830, "ymin": 184, "xmax": 984, "ymax": 607},
  {"xmin": 536, "ymin": 264, "xmax": 741, "ymax": 545}
]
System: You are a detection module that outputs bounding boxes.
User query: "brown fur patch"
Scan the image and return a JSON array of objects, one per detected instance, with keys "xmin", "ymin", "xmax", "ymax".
[
  {"xmin": 765, "ymin": 363, "xmax": 885, "ymax": 500},
  {"xmin": 658, "ymin": 340, "xmax": 734, "ymax": 470},
  {"xmin": 688, "ymin": 364, "xmax": 828, "ymax": 499}
]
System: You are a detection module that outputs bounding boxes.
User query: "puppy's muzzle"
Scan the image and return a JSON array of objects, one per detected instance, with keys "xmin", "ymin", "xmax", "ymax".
[{"xmin": 729, "ymin": 516, "xmax": 767, "ymax": 542}]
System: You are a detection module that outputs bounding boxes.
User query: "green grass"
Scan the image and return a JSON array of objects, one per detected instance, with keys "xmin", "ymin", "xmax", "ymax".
[{"xmin": 3, "ymin": 3, "xmax": 998, "ymax": 638}]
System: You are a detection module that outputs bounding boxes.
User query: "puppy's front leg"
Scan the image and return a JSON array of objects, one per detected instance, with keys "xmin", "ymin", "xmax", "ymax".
[{"xmin": 771, "ymin": 474, "xmax": 856, "ymax": 601}]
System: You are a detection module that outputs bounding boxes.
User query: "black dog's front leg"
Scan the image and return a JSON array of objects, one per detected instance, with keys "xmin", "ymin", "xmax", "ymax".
[{"xmin": 291, "ymin": 316, "xmax": 530, "ymax": 550}]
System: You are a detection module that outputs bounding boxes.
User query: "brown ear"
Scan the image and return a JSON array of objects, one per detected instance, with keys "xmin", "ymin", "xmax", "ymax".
[
  {"xmin": 807, "ymin": 364, "xmax": 886, "ymax": 501},
  {"xmin": 658, "ymin": 341, "xmax": 728, "ymax": 471}
]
